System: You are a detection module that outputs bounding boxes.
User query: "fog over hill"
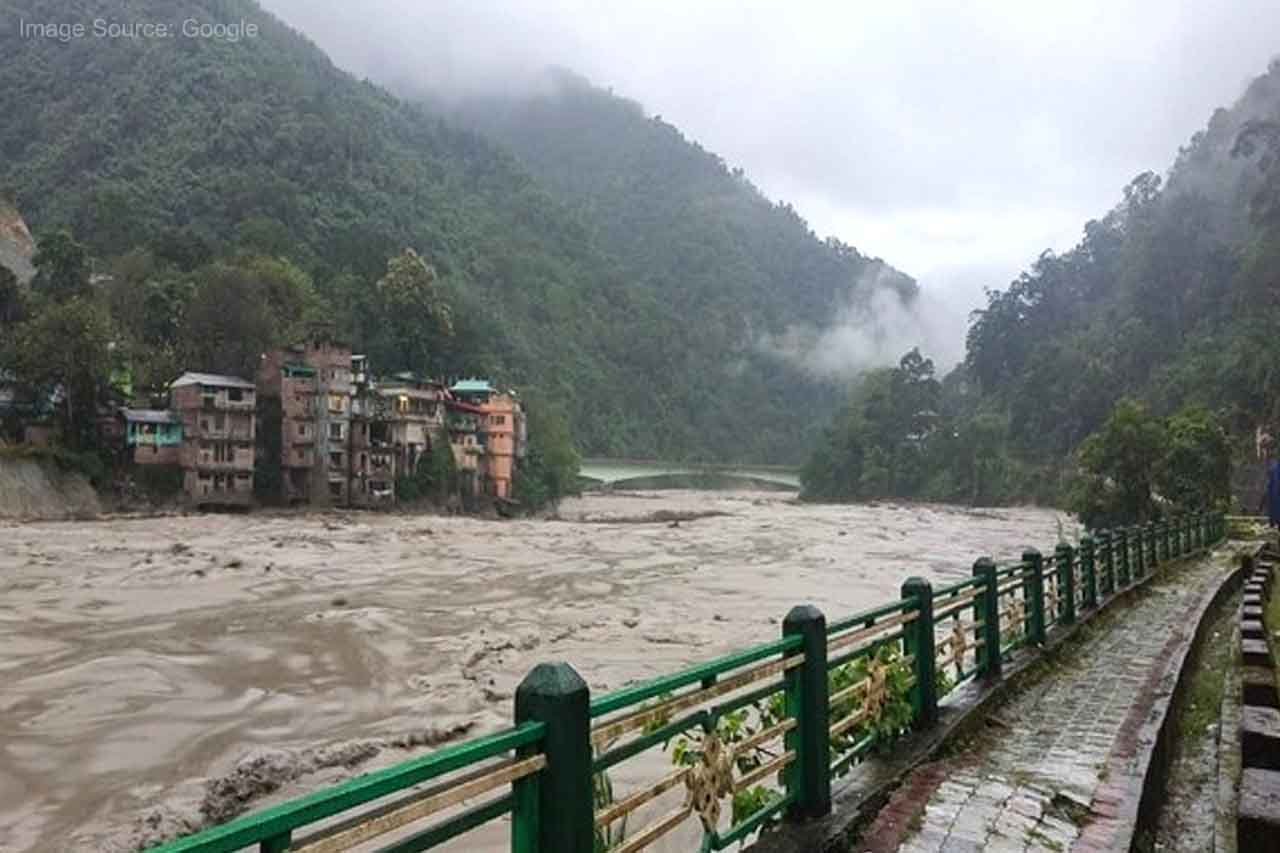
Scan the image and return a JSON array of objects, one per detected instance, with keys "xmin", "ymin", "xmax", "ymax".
[{"xmin": 263, "ymin": 0, "xmax": 1280, "ymax": 368}]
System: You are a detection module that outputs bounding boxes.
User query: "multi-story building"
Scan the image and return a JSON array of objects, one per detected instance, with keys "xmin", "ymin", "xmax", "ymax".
[
  {"xmin": 256, "ymin": 351, "xmax": 318, "ymax": 505},
  {"xmin": 378, "ymin": 373, "xmax": 450, "ymax": 476},
  {"xmin": 450, "ymin": 380, "xmax": 526, "ymax": 499},
  {"xmin": 170, "ymin": 372, "xmax": 256, "ymax": 507},
  {"xmin": 258, "ymin": 337, "xmax": 355, "ymax": 506},
  {"xmin": 309, "ymin": 339, "xmax": 355, "ymax": 507},
  {"xmin": 349, "ymin": 355, "xmax": 397, "ymax": 507},
  {"xmin": 445, "ymin": 397, "xmax": 485, "ymax": 496}
]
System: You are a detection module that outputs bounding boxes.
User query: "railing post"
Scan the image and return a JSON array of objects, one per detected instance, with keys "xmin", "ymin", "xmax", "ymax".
[
  {"xmin": 783, "ymin": 605, "xmax": 831, "ymax": 820},
  {"xmin": 1056, "ymin": 543, "xmax": 1076, "ymax": 625},
  {"xmin": 1181, "ymin": 516, "xmax": 1190, "ymax": 555},
  {"xmin": 1196, "ymin": 513, "xmax": 1205, "ymax": 549},
  {"xmin": 1132, "ymin": 526, "xmax": 1145, "ymax": 578},
  {"xmin": 1099, "ymin": 530, "xmax": 1114, "ymax": 596},
  {"xmin": 1146, "ymin": 522, "xmax": 1157, "ymax": 570},
  {"xmin": 1022, "ymin": 549, "xmax": 1047, "ymax": 646},
  {"xmin": 973, "ymin": 558, "xmax": 1001, "ymax": 679},
  {"xmin": 901, "ymin": 578, "xmax": 937, "ymax": 729},
  {"xmin": 1117, "ymin": 527, "xmax": 1131, "ymax": 586},
  {"xmin": 1079, "ymin": 536, "xmax": 1098, "ymax": 610},
  {"xmin": 1160, "ymin": 520, "xmax": 1170, "ymax": 562},
  {"xmin": 515, "ymin": 662, "xmax": 593, "ymax": 853}
]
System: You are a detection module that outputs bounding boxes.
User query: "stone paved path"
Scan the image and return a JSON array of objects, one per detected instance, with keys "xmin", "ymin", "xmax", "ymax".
[{"xmin": 871, "ymin": 549, "xmax": 1237, "ymax": 853}]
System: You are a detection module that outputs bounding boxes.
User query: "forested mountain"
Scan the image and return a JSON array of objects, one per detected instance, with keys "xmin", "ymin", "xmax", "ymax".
[
  {"xmin": 0, "ymin": 1, "xmax": 915, "ymax": 464},
  {"xmin": 446, "ymin": 71, "xmax": 921, "ymax": 461},
  {"xmin": 804, "ymin": 59, "xmax": 1280, "ymax": 514}
]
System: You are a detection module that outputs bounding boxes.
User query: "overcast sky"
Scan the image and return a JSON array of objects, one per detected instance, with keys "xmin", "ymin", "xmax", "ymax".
[{"xmin": 264, "ymin": 0, "xmax": 1279, "ymax": 333}]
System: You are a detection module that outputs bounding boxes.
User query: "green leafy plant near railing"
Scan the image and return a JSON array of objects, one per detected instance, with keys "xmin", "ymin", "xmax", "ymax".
[
  {"xmin": 670, "ymin": 707, "xmax": 785, "ymax": 830},
  {"xmin": 829, "ymin": 647, "xmax": 913, "ymax": 765}
]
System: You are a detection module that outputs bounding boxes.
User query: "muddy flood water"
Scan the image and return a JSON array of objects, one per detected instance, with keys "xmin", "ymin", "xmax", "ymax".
[{"xmin": 0, "ymin": 490, "xmax": 1070, "ymax": 851}]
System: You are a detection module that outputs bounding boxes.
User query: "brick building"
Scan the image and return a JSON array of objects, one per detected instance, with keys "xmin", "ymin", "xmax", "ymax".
[
  {"xmin": 170, "ymin": 372, "xmax": 255, "ymax": 507},
  {"xmin": 349, "ymin": 355, "xmax": 397, "ymax": 507},
  {"xmin": 257, "ymin": 337, "xmax": 356, "ymax": 506}
]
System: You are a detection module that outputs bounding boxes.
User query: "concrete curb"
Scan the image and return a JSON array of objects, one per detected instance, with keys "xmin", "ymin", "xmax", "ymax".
[{"xmin": 1078, "ymin": 546, "xmax": 1255, "ymax": 851}]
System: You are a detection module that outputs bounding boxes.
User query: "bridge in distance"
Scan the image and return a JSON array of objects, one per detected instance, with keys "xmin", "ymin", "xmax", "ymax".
[{"xmin": 576, "ymin": 458, "xmax": 801, "ymax": 490}]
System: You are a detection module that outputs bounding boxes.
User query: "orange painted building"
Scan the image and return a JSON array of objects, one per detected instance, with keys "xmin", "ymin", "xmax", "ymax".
[
  {"xmin": 450, "ymin": 379, "xmax": 524, "ymax": 500},
  {"xmin": 480, "ymin": 393, "xmax": 519, "ymax": 499}
]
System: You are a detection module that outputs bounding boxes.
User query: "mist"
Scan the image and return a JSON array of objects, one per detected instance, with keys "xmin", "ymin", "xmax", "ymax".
[
  {"xmin": 260, "ymin": 0, "xmax": 1280, "ymax": 364},
  {"xmin": 755, "ymin": 269, "xmax": 970, "ymax": 379}
]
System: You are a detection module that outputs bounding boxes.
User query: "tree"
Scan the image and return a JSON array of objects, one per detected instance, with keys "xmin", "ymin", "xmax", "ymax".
[
  {"xmin": 31, "ymin": 229, "xmax": 90, "ymax": 302},
  {"xmin": 10, "ymin": 297, "xmax": 114, "ymax": 449},
  {"xmin": 179, "ymin": 256, "xmax": 317, "ymax": 378},
  {"xmin": 800, "ymin": 351, "xmax": 941, "ymax": 502},
  {"xmin": 367, "ymin": 249, "xmax": 455, "ymax": 376},
  {"xmin": 514, "ymin": 399, "xmax": 580, "ymax": 512},
  {"xmin": 1155, "ymin": 406, "xmax": 1231, "ymax": 513},
  {"xmin": 0, "ymin": 264, "xmax": 22, "ymax": 325},
  {"xmin": 415, "ymin": 429, "xmax": 459, "ymax": 500},
  {"xmin": 1070, "ymin": 399, "xmax": 1167, "ymax": 528}
]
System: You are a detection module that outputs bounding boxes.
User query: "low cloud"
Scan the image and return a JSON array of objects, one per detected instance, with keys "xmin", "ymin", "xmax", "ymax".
[{"xmin": 757, "ymin": 271, "xmax": 967, "ymax": 379}]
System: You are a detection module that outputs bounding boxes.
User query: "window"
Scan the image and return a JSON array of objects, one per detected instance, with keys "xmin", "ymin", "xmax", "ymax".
[
  {"xmin": 329, "ymin": 451, "xmax": 343, "ymax": 468},
  {"xmin": 295, "ymin": 447, "xmax": 306, "ymax": 461},
  {"xmin": 214, "ymin": 413, "xmax": 225, "ymax": 431},
  {"xmin": 329, "ymin": 481, "xmax": 343, "ymax": 498},
  {"xmin": 329, "ymin": 394, "xmax": 346, "ymax": 413},
  {"xmin": 492, "ymin": 415, "xmax": 506, "ymax": 426},
  {"xmin": 297, "ymin": 423, "xmax": 306, "ymax": 436},
  {"xmin": 200, "ymin": 418, "xmax": 210, "ymax": 432},
  {"xmin": 229, "ymin": 388, "xmax": 244, "ymax": 402},
  {"xmin": 329, "ymin": 423, "xmax": 344, "ymax": 440}
]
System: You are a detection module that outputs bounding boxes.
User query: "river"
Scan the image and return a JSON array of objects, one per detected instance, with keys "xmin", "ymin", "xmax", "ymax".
[{"xmin": 0, "ymin": 489, "xmax": 1070, "ymax": 851}]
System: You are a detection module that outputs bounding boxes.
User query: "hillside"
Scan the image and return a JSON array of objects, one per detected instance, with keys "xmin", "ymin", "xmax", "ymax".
[
  {"xmin": 962, "ymin": 60, "xmax": 1280, "ymax": 450},
  {"xmin": 0, "ymin": 2, "xmax": 914, "ymax": 464},
  {"xmin": 452, "ymin": 72, "xmax": 920, "ymax": 457},
  {"xmin": 803, "ymin": 58, "xmax": 1280, "ymax": 508}
]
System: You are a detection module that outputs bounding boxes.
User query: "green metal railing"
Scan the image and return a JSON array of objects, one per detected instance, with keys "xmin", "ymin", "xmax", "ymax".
[{"xmin": 147, "ymin": 512, "xmax": 1226, "ymax": 853}]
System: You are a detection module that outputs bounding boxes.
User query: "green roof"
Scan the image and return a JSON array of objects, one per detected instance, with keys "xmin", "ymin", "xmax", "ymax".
[{"xmin": 451, "ymin": 379, "xmax": 494, "ymax": 394}]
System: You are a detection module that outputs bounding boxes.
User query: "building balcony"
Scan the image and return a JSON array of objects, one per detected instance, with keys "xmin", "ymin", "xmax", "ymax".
[
  {"xmin": 193, "ymin": 459, "xmax": 254, "ymax": 473},
  {"xmin": 201, "ymin": 398, "xmax": 256, "ymax": 413},
  {"xmin": 200, "ymin": 429, "xmax": 255, "ymax": 442}
]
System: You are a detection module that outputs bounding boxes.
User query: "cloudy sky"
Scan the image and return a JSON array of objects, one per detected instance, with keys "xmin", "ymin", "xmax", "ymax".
[{"xmin": 264, "ymin": 0, "xmax": 1278, "ymax": 344}]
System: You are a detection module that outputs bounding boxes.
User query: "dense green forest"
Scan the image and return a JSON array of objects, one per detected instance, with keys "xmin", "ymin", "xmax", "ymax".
[
  {"xmin": 0, "ymin": 0, "xmax": 914, "ymax": 465},
  {"xmin": 804, "ymin": 61, "xmax": 1280, "ymax": 522}
]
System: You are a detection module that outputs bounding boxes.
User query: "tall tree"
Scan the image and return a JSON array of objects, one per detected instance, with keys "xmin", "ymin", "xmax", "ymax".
[
  {"xmin": 1070, "ymin": 399, "xmax": 1167, "ymax": 528},
  {"xmin": 31, "ymin": 229, "xmax": 91, "ymax": 303},
  {"xmin": 367, "ymin": 249, "xmax": 455, "ymax": 376},
  {"xmin": 10, "ymin": 297, "xmax": 114, "ymax": 449}
]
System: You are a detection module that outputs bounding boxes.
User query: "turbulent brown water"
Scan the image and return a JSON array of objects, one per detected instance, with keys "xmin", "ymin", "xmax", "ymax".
[{"xmin": 0, "ymin": 490, "xmax": 1069, "ymax": 851}]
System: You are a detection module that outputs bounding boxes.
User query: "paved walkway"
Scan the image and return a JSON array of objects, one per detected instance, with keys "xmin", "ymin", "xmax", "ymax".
[{"xmin": 863, "ymin": 548, "xmax": 1237, "ymax": 853}]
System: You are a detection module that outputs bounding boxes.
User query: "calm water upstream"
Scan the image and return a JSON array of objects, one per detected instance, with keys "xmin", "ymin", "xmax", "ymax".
[{"xmin": 0, "ymin": 489, "xmax": 1070, "ymax": 851}]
